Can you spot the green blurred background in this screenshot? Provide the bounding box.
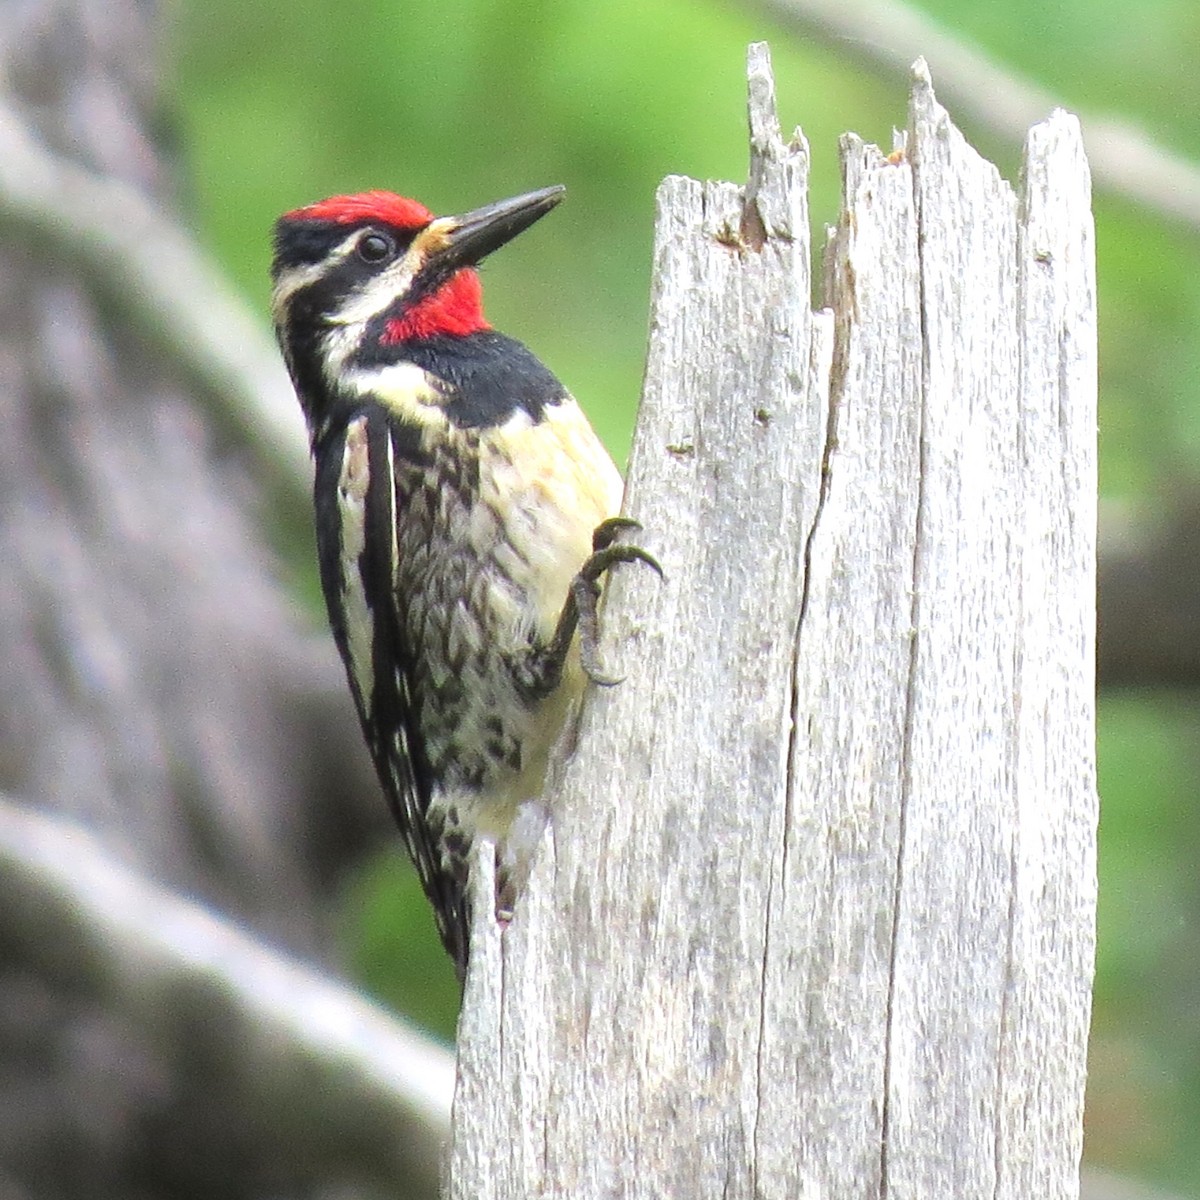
[173,0,1200,1192]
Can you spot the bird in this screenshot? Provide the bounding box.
[270,185,657,978]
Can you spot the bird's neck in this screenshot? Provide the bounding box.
[381,270,490,343]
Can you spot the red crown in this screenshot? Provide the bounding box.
[283,190,433,228]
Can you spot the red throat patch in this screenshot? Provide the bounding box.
[382,270,490,342]
[284,190,433,229]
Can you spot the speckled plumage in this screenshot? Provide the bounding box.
[271,188,625,976]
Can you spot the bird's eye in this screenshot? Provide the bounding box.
[357,232,395,263]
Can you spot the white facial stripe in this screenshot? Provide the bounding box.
[327,245,423,327]
[321,218,450,329]
[313,241,427,384]
[320,323,366,383]
[283,221,445,392]
[270,229,361,321]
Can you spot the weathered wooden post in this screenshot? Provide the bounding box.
[451,42,1097,1199]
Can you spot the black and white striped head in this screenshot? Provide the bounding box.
[270,186,564,429]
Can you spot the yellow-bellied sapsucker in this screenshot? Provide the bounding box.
[270,186,655,978]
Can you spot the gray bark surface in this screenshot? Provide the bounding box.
[0,4,389,1196]
[450,46,1097,1200]
[0,796,452,1199]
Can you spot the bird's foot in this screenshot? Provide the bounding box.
[574,518,662,685]
[519,517,662,699]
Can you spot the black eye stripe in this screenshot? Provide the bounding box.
[273,218,420,275]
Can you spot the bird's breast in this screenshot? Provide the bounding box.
[395,395,622,650]
[390,395,622,801]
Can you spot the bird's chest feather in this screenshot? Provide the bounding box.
[317,387,623,803]
[392,401,622,663]
[391,402,622,799]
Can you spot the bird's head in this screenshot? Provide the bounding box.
[270,186,564,426]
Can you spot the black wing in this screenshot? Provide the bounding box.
[313,412,470,976]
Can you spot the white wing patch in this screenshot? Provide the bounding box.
[337,416,375,712]
[341,361,452,432]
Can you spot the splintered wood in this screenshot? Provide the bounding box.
[451,42,1096,1200]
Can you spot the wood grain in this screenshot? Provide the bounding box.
[450,45,1097,1200]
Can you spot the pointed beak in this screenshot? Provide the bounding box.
[420,185,565,274]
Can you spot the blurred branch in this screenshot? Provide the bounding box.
[0,101,309,491]
[0,792,1182,1200]
[1081,1168,1193,1200]
[1098,494,1200,688]
[747,0,1200,232]
[0,793,452,1199]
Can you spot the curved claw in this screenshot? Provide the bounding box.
[580,662,625,687]
[625,544,664,581]
[592,515,643,551]
[518,518,662,701]
[574,532,662,686]
[578,542,664,586]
